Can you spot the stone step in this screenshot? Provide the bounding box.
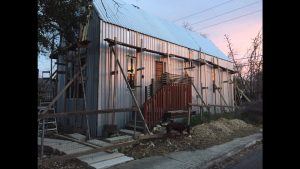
[104,135,133,144]
[78,152,124,165]
[126,124,144,131]
[87,139,112,147]
[119,129,142,137]
[67,133,86,142]
[64,146,93,155]
[90,156,134,169]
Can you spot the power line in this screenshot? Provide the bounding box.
[173,0,235,22]
[196,9,262,31]
[190,1,259,26]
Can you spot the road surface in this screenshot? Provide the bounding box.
[224,144,262,169]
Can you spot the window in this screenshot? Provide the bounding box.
[127,55,136,89]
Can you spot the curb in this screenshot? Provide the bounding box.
[201,136,262,169]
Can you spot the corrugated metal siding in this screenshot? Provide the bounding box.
[65,98,85,128]
[94,20,234,136]
[93,0,229,61]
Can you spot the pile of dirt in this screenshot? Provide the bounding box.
[121,118,260,159]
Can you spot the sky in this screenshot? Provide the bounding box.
[38,0,262,77]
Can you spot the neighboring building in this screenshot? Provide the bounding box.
[54,0,235,137]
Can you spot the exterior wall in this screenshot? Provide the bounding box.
[95,20,235,136]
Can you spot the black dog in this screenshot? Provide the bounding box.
[166,120,190,135]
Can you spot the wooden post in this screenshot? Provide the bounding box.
[140,39,143,106]
[188,105,191,126]
[202,50,209,113]
[167,43,169,72]
[108,45,113,123]
[115,58,151,134]
[78,53,90,140]
[198,48,202,115]
[40,119,45,161]
[112,37,118,124]
[213,58,217,114]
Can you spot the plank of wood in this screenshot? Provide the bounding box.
[38,108,137,119]
[54,134,101,149]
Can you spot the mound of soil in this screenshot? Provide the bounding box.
[121,118,260,159]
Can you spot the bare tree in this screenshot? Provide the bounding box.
[182,21,194,31]
[225,32,262,105]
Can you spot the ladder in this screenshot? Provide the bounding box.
[38,105,58,136]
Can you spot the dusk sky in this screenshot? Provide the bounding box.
[38,0,262,77]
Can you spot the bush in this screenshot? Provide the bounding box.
[182,111,237,126]
[236,100,263,125]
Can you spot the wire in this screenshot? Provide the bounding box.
[173,0,235,22]
[196,9,262,30]
[190,1,259,26]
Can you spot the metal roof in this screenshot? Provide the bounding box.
[93,0,229,61]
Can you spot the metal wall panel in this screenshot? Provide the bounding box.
[94,20,234,135]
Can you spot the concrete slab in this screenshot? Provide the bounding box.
[109,156,193,169]
[78,152,108,161]
[49,142,88,152]
[108,133,262,169]
[90,156,134,169]
[87,139,112,147]
[38,137,71,145]
[104,135,132,144]
[64,146,93,155]
[67,133,87,141]
[119,129,141,137]
[79,152,125,165]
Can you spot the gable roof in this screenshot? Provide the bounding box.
[93,0,229,61]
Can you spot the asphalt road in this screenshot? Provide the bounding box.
[224,144,262,169]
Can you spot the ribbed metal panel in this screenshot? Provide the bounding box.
[92,0,229,61]
[95,20,234,136]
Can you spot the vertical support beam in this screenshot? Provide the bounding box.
[213,58,217,114]
[217,59,223,112]
[115,58,151,134]
[188,105,191,126]
[40,119,45,161]
[112,37,118,124]
[139,39,143,106]
[108,44,113,123]
[50,58,53,98]
[167,43,170,72]
[198,48,202,114]
[78,53,90,140]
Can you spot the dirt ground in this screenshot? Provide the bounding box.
[38,118,260,169]
[119,118,260,159]
[38,159,94,169]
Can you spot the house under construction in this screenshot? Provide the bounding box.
[40,0,236,137]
